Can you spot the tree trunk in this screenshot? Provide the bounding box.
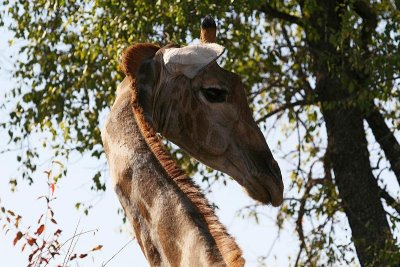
[301,1,396,264]
[259,0,398,264]
[322,104,393,266]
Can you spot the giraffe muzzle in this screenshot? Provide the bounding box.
[244,151,284,206]
[248,172,284,206]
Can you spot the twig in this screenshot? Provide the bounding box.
[281,25,314,95]
[62,219,80,267]
[379,187,400,214]
[256,100,308,123]
[101,239,134,267]
[42,229,98,267]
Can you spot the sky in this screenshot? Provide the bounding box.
[0,21,300,267]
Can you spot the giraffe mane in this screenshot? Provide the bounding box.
[124,43,244,267]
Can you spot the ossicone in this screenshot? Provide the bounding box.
[201,15,217,43]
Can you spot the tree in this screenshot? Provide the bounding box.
[1,0,399,266]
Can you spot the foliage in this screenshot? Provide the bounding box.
[0,161,102,266]
[1,0,400,265]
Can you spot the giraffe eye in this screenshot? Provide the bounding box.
[201,88,228,103]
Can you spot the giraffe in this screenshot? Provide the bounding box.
[101,16,283,267]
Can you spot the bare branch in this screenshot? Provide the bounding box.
[295,175,329,265]
[379,187,400,214]
[256,100,307,123]
[259,3,303,27]
[102,239,134,267]
[281,26,314,96]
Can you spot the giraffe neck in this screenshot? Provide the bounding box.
[102,78,244,267]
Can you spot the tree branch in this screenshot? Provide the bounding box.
[379,186,400,214]
[295,176,328,265]
[366,108,400,185]
[281,25,314,95]
[256,100,309,123]
[259,3,303,27]
[353,0,378,48]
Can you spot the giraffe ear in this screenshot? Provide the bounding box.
[121,43,160,77]
[163,43,225,79]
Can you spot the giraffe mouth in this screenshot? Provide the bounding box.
[222,148,284,206]
[240,150,284,206]
[245,173,284,207]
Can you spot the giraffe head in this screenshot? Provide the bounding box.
[121,21,283,207]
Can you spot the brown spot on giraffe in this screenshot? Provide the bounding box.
[131,217,145,253]
[137,200,151,223]
[116,167,132,198]
[143,235,162,266]
[157,217,182,266]
[136,173,156,207]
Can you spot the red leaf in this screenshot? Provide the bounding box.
[50,251,60,257]
[21,243,27,252]
[54,229,62,236]
[51,218,57,224]
[29,248,39,262]
[69,254,77,260]
[15,215,22,228]
[35,224,45,236]
[91,245,103,251]
[13,231,23,246]
[7,210,15,216]
[40,240,46,249]
[50,183,55,195]
[27,238,36,246]
[79,253,88,258]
